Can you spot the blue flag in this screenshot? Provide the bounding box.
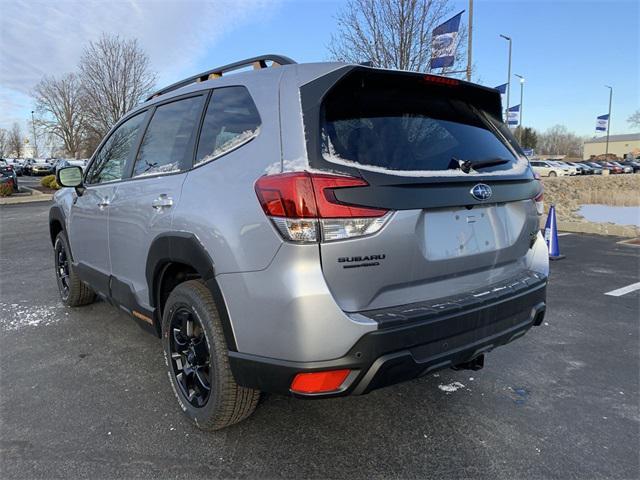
[430,11,464,69]
[595,114,609,132]
[507,104,520,126]
[494,83,508,94]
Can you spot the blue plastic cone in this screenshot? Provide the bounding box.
[544,204,565,260]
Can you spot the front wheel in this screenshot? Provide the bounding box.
[162,280,260,430]
[54,232,96,306]
[548,171,557,177]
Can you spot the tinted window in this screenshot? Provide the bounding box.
[195,87,261,165]
[133,96,205,178]
[320,72,519,174]
[86,113,146,184]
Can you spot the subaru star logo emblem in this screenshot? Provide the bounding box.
[470,183,492,201]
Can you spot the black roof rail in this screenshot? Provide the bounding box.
[146,54,296,101]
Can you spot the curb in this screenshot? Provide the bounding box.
[0,186,53,205]
[539,217,640,238]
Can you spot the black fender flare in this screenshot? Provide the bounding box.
[146,232,237,350]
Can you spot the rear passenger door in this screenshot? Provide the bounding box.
[107,94,207,311]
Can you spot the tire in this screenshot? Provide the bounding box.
[548,171,557,177]
[54,232,96,307]
[162,280,260,430]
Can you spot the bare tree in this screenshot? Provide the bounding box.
[0,128,7,157]
[627,109,640,129]
[8,122,23,158]
[79,34,156,145]
[33,73,86,158]
[328,0,467,73]
[537,125,583,157]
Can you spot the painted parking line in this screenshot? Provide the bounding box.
[557,233,572,237]
[605,282,640,297]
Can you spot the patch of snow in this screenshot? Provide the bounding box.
[196,128,259,167]
[0,302,66,331]
[438,381,466,393]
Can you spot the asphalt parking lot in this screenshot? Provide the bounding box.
[1,202,638,479]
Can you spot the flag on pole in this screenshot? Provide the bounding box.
[595,114,609,132]
[494,83,508,94]
[430,11,464,69]
[507,105,520,126]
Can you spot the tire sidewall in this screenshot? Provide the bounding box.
[161,285,224,428]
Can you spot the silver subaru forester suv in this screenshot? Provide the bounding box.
[51,55,549,430]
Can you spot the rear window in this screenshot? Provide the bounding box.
[320,72,524,175]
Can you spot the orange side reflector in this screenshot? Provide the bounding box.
[290,369,351,394]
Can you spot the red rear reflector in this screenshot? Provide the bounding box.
[423,74,459,86]
[290,369,351,394]
[255,172,387,218]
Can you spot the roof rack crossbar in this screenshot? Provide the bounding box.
[146,54,296,101]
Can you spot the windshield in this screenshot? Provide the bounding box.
[320,72,524,175]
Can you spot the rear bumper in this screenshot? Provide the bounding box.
[229,271,547,397]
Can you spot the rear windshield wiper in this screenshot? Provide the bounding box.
[449,157,511,174]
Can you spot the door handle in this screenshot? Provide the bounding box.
[152,195,173,210]
[97,199,110,209]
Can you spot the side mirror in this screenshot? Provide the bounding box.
[57,166,85,195]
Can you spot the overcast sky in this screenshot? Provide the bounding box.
[1,0,638,141]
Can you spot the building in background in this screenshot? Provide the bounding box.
[583,133,640,159]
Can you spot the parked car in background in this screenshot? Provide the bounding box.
[610,161,633,174]
[22,159,37,175]
[599,161,623,174]
[549,161,578,175]
[564,161,591,174]
[31,161,55,176]
[0,160,19,192]
[620,160,640,173]
[583,162,603,174]
[530,160,567,177]
[50,55,549,430]
[3,158,24,176]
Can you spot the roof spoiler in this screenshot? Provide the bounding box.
[146,54,297,102]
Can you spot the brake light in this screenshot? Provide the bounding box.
[255,172,391,243]
[290,369,351,394]
[423,74,459,86]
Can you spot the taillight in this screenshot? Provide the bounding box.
[255,172,391,243]
[533,172,544,215]
[290,369,351,394]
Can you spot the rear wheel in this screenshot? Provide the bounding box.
[54,232,96,306]
[162,280,260,430]
[548,171,557,177]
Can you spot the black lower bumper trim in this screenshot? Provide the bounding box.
[228,277,547,398]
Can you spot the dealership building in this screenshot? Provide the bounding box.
[583,133,640,159]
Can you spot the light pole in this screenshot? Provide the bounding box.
[30,110,38,158]
[514,74,525,142]
[604,85,613,157]
[499,34,512,122]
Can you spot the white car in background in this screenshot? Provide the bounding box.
[548,161,577,175]
[529,160,568,177]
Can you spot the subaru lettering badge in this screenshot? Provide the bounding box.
[470,183,492,201]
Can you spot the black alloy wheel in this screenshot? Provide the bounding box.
[168,307,212,408]
[54,239,71,301]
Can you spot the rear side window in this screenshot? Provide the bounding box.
[320,72,521,175]
[132,95,205,178]
[86,113,146,184]
[195,86,261,166]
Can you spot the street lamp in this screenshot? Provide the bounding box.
[30,110,38,158]
[499,34,512,123]
[514,74,525,141]
[604,85,613,156]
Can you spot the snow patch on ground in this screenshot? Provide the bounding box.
[438,381,466,393]
[0,302,66,331]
